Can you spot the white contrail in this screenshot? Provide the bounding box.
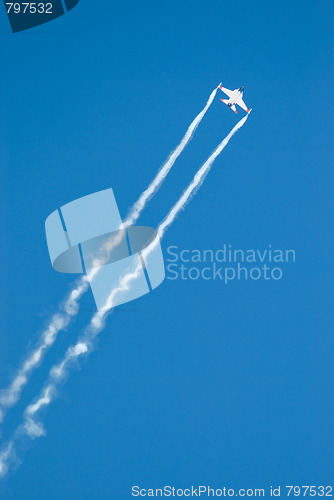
[126,86,219,226]
[0,88,217,423]
[0,442,13,477]
[0,112,249,475]
[157,112,250,239]
[0,279,88,424]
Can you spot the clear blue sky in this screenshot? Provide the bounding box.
[0,1,333,498]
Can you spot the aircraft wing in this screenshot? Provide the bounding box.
[219,85,234,98]
[237,97,250,113]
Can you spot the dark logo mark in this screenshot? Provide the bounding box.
[3,0,80,33]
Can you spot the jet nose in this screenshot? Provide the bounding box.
[239,86,245,92]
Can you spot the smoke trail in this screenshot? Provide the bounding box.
[157,112,250,238]
[126,86,219,226]
[0,112,249,475]
[0,278,89,424]
[0,88,217,422]
[0,442,14,477]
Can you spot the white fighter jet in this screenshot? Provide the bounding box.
[218,84,250,114]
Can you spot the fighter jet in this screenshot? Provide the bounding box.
[218,84,250,114]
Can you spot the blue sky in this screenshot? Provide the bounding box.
[0,0,333,498]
